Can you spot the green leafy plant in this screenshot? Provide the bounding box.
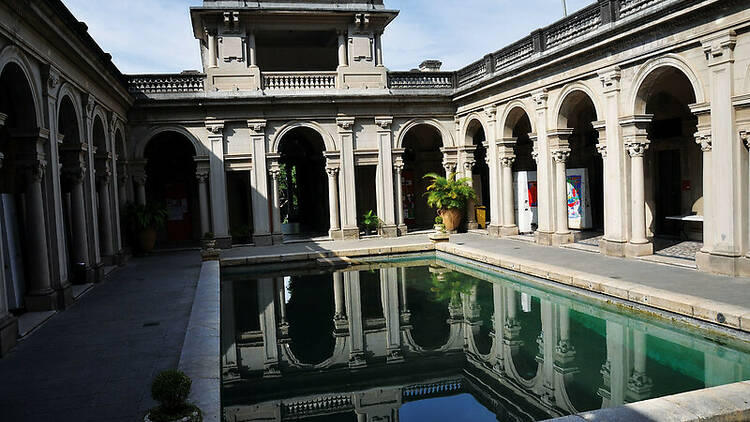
[202,232,215,240]
[361,210,381,232]
[148,370,201,421]
[434,216,443,225]
[124,202,167,231]
[430,271,477,303]
[423,172,477,211]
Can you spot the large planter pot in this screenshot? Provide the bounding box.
[137,228,157,253]
[440,208,462,232]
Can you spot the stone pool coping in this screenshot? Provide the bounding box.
[544,380,750,421]
[179,260,220,422]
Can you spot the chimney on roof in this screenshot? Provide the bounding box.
[419,60,442,72]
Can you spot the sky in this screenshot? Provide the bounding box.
[62,0,595,74]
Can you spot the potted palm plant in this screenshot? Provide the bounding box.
[423,172,477,232]
[125,202,167,254]
[361,210,381,236]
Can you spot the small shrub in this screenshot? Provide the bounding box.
[151,370,191,413]
[435,216,443,225]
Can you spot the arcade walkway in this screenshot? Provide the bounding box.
[0,251,201,422]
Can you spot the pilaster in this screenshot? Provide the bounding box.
[336,117,359,240]
[206,120,231,248]
[375,117,397,237]
[246,119,272,246]
[531,89,555,245]
[621,115,654,257]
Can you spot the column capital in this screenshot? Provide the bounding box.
[625,138,650,157]
[694,130,712,152]
[133,174,147,186]
[550,147,570,163]
[96,168,112,186]
[531,148,539,163]
[597,66,621,93]
[206,120,225,135]
[22,159,47,183]
[247,119,267,134]
[532,89,548,110]
[336,117,355,131]
[499,155,516,168]
[375,116,393,130]
[740,129,750,149]
[463,159,475,172]
[701,30,736,66]
[326,166,340,177]
[0,112,7,128]
[42,64,62,97]
[196,169,210,183]
[484,105,497,121]
[442,161,456,175]
[596,143,608,158]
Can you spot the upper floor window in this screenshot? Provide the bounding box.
[256,30,338,72]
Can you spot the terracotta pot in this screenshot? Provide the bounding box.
[440,208,462,232]
[137,228,157,253]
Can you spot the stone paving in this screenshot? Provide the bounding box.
[0,251,201,422]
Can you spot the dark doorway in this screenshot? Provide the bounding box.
[655,150,681,237]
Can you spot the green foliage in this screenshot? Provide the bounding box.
[434,216,443,225]
[361,210,381,231]
[430,271,477,303]
[125,202,167,231]
[202,232,215,240]
[151,370,192,413]
[423,172,477,211]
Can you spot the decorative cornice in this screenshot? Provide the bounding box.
[551,148,570,163]
[532,89,548,110]
[336,117,355,131]
[625,138,650,157]
[741,130,750,150]
[598,67,621,93]
[694,130,711,152]
[206,120,225,135]
[247,119,267,134]
[701,30,737,66]
[596,143,607,158]
[375,116,393,130]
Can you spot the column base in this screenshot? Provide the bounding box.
[397,225,408,236]
[92,262,105,282]
[467,222,479,230]
[115,249,130,266]
[216,236,232,249]
[101,254,116,266]
[272,233,284,245]
[488,225,502,237]
[552,232,575,246]
[55,283,73,309]
[253,233,273,247]
[329,228,343,240]
[0,315,18,357]
[380,225,398,238]
[340,227,360,240]
[500,226,519,236]
[696,250,748,277]
[625,241,653,257]
[600,238,627,257]
[535,230,555,246]
[25,288,60,311]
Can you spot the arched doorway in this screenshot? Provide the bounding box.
[0,61,58,311]
[143,131,200,247]
[401,124,444,231]
[57,95,92,283]
[504,107,537,235]
[465,120,490,230]
[637,67,701,258]
[556,90,603,239]
[276,127,329,238]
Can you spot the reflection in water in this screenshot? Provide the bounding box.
[220,259,750,422]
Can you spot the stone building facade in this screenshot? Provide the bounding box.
[1,0,750,356]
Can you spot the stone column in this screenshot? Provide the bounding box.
[257,279,280,376]
[555,305,575,364]
[96,168,115,262]
[117,168,128,207]
[484,107,503,237]
[326,165,341,238]
[627,330,652,402]
[531,90,556,245]
[268,164,283,244]
[464,158,477,229]
[207,30,218,68]
[337,31,348,67]
[375,117,397,236]
[61,144,92,282]
[336,118,359,239]
[0,120,19,356]
[598,68,629,257]
[549,131,573,245]
[698,31,743,275]
[499,150,518,235]
[196,168,211,236]
[22,160,56,310]
[207,121,230,247]
[694,128,713,257]
[247,31,257,67]
[374,31,384,67]
[393,156,406,235]
[622,115,654,257]
[247,120,272,246]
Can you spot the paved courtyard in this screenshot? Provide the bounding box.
[0,251,201,422]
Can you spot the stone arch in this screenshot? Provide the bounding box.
[500,100,536,138]
[461,113,488,146]
[554,82,603,129]
[111,117,127,160]
[0,45,43,128]
[56,84,85,143]
[270,120,337,154]
[630,54,706,115]
[395,118,454,149]
[90,105,110,153]
[135,125,204,160]
[57,91,83,145]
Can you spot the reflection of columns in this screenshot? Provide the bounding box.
[269,164,282,241]
[393,157,406,234]
[491,284,505,372]
[540,299,557,406]
[600,321,627,407]
[22,160,55,310]
[221,280,239,380]
[326,166,341,237]
[380,268,403,362]
[627,330,652,401]
[96,169,115,260]
[343,271,366,368]
[503,288,520,339]
[333,272,347,333]
[276,278,289,339]
[551,144,571,238]
[500,152,517,234]
[196,168,211,236]
[555,305,575,364]
[621,116,653,257]
[257,279,280,377]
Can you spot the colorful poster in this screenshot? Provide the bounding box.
[567,175,582,220]
[527,181,538,207]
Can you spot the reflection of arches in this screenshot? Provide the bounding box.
[630,55,705,115]
[464,118,491,224]
[396,118,455,149]
[286,274,336,365]
[401,123,444,229]
[270,121,337,153]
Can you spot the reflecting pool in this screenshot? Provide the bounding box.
[220,256,750,421]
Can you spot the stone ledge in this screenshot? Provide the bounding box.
[542,380,750,421]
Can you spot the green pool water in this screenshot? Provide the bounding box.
[220,255,750,422]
